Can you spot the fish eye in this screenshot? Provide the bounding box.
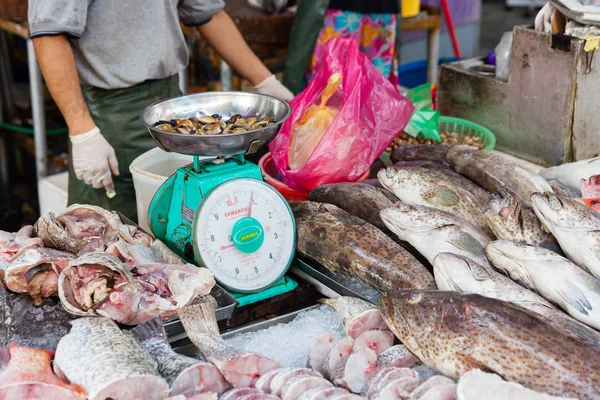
[397,203,411,212]
[406,291,423,305]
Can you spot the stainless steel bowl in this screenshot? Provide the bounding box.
[140,92,292,156]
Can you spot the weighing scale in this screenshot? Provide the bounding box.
[141,92,297,306]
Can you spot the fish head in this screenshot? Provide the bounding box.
[432,253,491,292]
[380,202,456,241]
[484,241,537,288]
[379,290,480,378]
[581,174,600,198]
[531,192,597,230]
[377,166,418,192]
[445,145,480,168]
[485,196,522,239]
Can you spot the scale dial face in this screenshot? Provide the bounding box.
[193,178,296,293]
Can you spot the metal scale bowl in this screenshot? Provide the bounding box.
[141,92,297,306]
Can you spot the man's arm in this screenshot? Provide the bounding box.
[32,35,95,136]
[197,10,271,86]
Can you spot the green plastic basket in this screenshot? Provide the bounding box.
[438,116,496,151]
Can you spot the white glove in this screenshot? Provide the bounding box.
[255,75,294,101]
[70,126,119,197]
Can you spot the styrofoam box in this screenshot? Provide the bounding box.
[38,172,68,216]
[130,147,193,233]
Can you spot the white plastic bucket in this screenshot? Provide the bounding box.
[130,147,193,233]
[38,172,68,216]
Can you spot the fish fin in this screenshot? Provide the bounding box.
[422,186,460,207]
[131,317,167,343]
[455,353,498,377]
[556,282,593,316]
[449,232,487,260]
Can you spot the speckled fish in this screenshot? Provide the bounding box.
[292,202,435,293]
[379,290,600,399]
[540,157,600,195]
[178,300,280,388]
[531,192,600,277]
[447,145,553,206]
[434,252,600,345]
[485,195,559,251]
[58,252,215,324]
[378,164,494,237]
[582,175,600,198]
[320,297,387,339]
[131,318,229,397]
[0,343,87,400]
[390,145,451,166]
[487,241,600,331]
[376,345,418,369]
[5,248,75,305]
[54,317,169,400]
[380,202,493,269]
[308,183,398,232]
[457,369,576,400]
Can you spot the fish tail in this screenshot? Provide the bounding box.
[131,317,167,343]
[319,298,337,307]
[177,299,221,340]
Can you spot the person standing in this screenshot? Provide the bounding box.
[29,0,293,222]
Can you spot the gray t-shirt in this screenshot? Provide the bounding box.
[28,0,224,90]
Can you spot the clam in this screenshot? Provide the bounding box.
[247,117,257,124]
[226,114,242,124]
[231,127,246,133]
[211,114,222,120]
[198,115,216,125]
[218,120,227,129]
[176,119,194,134]
[204,123,223,135]
[261,117,273,123]
[251,120,269,129]
[155,123,174,132]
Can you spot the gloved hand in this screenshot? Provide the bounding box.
[70,126,119,197]
[255,75,294,101]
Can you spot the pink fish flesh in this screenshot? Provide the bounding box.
[270,368,323,396]
[0,226,43,263]
[280,375,333,400]
[343,348,378,393]
[352,330,395,356]
[581,175,600,199]
[322,337,355,385]
[306,333,335,374]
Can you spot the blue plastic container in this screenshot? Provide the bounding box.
[399,57,459,88]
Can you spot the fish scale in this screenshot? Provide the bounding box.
[291,202,435,293]
[380,290,600,400]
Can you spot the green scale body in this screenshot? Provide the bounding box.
[148,155,297,306]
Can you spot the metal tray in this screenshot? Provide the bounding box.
[291,257,381,305]
[117,213,238,333]
[172,305,321,357]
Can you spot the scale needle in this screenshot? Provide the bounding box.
[248,191,254,217]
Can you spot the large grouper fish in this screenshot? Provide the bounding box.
[446,145,553,207]
[291,201,435,292]
[379,290,600,399]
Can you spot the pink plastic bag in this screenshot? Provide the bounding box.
[269,37,414,192]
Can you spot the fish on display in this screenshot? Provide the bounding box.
[410,375,457,400]
[457,369,575,400]
[177,300,280,388]
[54,317,169,400]
[292,202,435,293]
[320,296,387,339]
[380,202,493,269]
[433,252,600,345]
[58,252,215,325]
[531,192,600,277]
[485,195,559,251]
[379,290,600,399]
[390,144,451,166]
[306,333,335,374]
[4,248,75,305]
[308,182,398,233]
[0,343,87,399]
[378,164,494,237]
[581,175,600,199]
[486,241,600,331]
[0,225,43,264]
[540,157,600,195]
[321,336,354,386]
[365,367,419,399]
[131,318,229,397]
[446,145,553,206]
[375,345,418,369]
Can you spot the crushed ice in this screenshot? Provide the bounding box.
[224,305,346,368]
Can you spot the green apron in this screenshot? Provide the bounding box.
[282,0,403,95]
[68,74,181,223]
